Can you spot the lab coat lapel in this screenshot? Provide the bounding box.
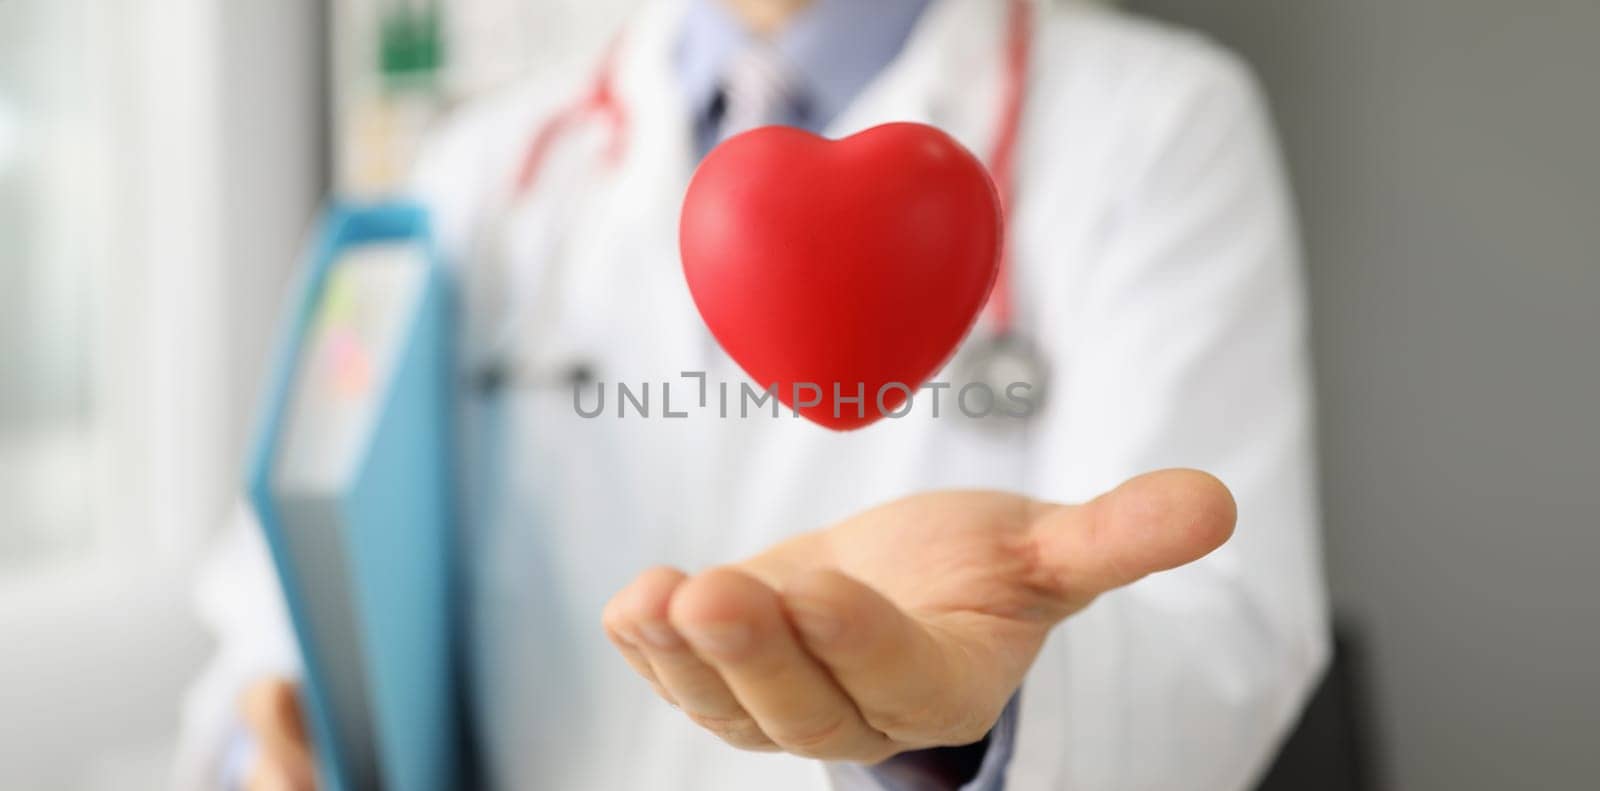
[587,2,749,572]
[608,0,715,376]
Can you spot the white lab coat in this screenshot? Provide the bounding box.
[176,1,1329,789]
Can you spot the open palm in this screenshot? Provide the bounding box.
[602,469,1235,763]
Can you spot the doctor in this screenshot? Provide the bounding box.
[178,0,1329,789]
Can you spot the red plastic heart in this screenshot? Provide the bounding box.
[679,122,1001,430]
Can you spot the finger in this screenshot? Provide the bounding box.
[602,566,685,702]
[670,567,898,762]
[239,678,313,790]
[644,638,777,751]
[782,568,1003,746]
[605,566,776,750]
[605,632,666,699]
[1028,468,1236,605]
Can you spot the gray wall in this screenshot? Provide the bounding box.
[1125,0,1600,788]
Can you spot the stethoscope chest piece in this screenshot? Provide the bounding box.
[953,330,1049,427]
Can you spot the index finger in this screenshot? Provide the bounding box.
[669,567,899,763]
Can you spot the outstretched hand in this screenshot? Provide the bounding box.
[602,468,1236,763]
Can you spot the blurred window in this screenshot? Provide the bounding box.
[0,1,115,573]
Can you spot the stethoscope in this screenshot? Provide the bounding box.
[478,0,1047,422]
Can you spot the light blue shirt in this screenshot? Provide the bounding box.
[676,0,932,157]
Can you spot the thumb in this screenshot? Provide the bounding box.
[1027,468,1236,607]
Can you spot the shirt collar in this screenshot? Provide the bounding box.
[675,0,931,134]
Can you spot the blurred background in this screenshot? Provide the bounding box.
[0,1,1594,788]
